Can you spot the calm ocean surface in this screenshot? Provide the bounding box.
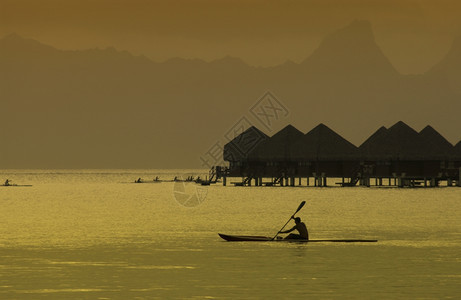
[1,169,460,299]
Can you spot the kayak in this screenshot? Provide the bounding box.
[132,181,163,183]
[1,184,32,187]
[218,233,377,243]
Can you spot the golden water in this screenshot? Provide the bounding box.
[1,170,460,299]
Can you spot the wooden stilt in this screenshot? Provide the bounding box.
[459,167,461,187]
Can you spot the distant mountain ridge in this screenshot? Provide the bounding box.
[300,20,399,78]
[426,35,461,93]
[1,20,460,168]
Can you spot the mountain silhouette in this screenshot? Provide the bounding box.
[427,35,461,94]
[301,20,399,79]
[1,22,460,168]
[0,33,59,57]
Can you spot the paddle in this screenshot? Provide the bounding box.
[271,201,306,240]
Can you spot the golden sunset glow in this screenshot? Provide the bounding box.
[1,2,461,299]
[1,0,461,72]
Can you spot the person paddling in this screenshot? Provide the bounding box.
[280,217,309,240]
[4,179,10,186]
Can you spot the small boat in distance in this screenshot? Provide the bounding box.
[131,175,203,184]
[218,233,377,243]
[2,179,32,187]
[134,177,163,183]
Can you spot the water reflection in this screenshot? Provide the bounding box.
[0,170,460,298]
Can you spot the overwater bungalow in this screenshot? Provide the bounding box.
[221,121,461,187]
[246,125,304,185]
[224,126,268,164]
[291,123,360,186]
[359,122,452,186]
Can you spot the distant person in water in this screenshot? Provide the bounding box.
[281,217,309,240]
[135,178,142,183]
[4,179,10,186]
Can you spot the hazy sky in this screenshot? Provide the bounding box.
[2,0,461,74]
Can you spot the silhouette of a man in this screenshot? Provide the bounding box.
[281,217,309,240]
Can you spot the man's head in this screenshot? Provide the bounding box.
[294,217,301,224]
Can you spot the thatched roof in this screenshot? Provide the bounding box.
[291,123,359,161]
[419,125,454,159]
[359,121,439,160]
[223,126,268,162]
[224,122,457,164]
[360,126,387,147]
[359,126,388,160]
[248,125,304,161]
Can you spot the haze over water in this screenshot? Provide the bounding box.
[1,169,460,299]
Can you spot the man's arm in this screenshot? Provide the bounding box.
[280,226,295,234]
